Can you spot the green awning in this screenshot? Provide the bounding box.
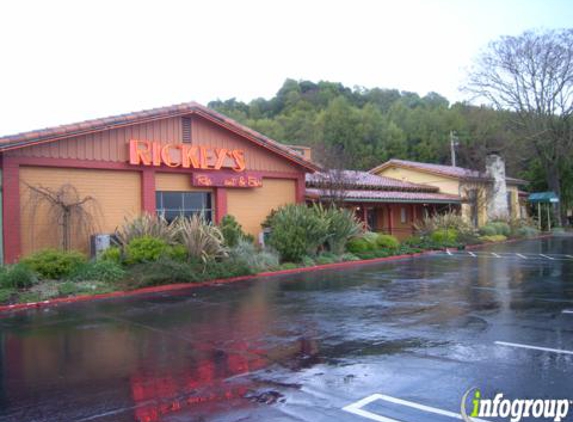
[528,192,559,203]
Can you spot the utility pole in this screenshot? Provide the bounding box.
[450,131,459,167]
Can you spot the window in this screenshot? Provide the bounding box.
[400,207,407,224]
[156,191,212,222]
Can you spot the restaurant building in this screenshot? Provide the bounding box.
[0,102,319,263]
[305,170,461,240]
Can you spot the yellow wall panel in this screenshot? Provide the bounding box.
[155,172,212,193]
[374,166,460,195]
[19,167,141,256]
[226,179,296,237]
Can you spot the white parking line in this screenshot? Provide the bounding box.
[563,310,573,314]
[491,252,501,258]
[495,341,573,355]
[516,253,527,259]
[468,251,476,257]
[567,255,573,259]
[446,249,453,255]
[539,254,555,260]
[342,393,491,422]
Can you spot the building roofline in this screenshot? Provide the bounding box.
[0,102,320,172]
[369,159,527,185]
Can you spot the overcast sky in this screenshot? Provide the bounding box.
[1,0,571,135]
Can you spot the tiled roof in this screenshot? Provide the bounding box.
[370,159,527,185]
[306,170,439,192]
[306,188,461,204]
[0,102,320,172]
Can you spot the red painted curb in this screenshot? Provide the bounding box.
[0,251,435,315]
[0,234,553,315]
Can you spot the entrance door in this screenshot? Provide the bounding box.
[367,208,377,231]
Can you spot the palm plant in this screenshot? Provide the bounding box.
[116,213,177,246]
[176,215,227,262]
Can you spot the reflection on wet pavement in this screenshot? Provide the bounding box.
[0,237,572,421]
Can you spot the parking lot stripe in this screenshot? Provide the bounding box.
[468,251,476,257]
[563,310,573,314]
[491,252,501,258]
[516,253,527,259]
[539,254,555,260]
[446,249,453,255]
[342,393,492,422]
[495,341,573,355]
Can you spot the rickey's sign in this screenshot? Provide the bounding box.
[129,140,246,172]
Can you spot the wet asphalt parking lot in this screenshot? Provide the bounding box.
[0,236,572,422]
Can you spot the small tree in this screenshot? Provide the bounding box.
[464,29,573,224]
[311,142,358,206]
[25,184,100,251]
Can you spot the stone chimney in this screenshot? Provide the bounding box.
[485,153,509,220]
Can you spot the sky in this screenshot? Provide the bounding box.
[0,0,572,135]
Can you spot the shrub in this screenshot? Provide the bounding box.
[516,226,539,238]
[480,222,511,237]
[376,234,400,249]
[58,280,116,296]
[168,244,188,261]
[362,231,380,245]
[267,204,329,262]
[315,253,338,265]
[219,215,248,247]
[177,215,227,262]
[0,264,38,289]
[302,256,316,267]
[403,236,426,248]
[479,235,507,243]
[69,260,126,283]
[490,222,511,236]
[313,204,363,255]
[0,288,16,303]
[346,238,373,254]
[479,224,497,236]
[116,214,177,246]
[99,246,122,264]
[341,253,361,261]
[228,239,280,272]
[18,291,42,304]
[415,211,475,238]
[126,258,201,288]
[204,259,255,280]
[125,236,169,264]
[22,249,86,279]
[58,281,77,296]
[278,262,299,271]
[430,229,458,244]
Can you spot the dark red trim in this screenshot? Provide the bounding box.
[141,168,156,213]
[387,204,394,235]
[3,160,21,263]
[0,250,436,315]
[215,188,227,223]
[9,156,303,181]
[295,174,306,203]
